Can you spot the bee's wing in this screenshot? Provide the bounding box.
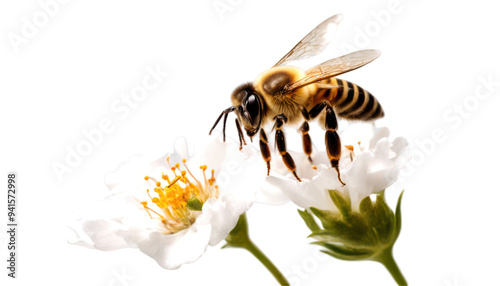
[281,49,381,94]
[273,14,343,67]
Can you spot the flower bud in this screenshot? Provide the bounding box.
[299,190,403,261]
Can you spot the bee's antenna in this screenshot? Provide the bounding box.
[209,106,236,142]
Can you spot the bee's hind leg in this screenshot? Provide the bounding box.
[309,101,345,186]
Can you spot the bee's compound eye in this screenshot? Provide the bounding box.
[245,93,261,126]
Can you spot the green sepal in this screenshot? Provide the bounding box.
[375,192,391,222]
[298,209,320,232]
[311,241,373,260]
[373,192,396,243]
[377,189,386,199]
[308,229,338,242]
[187,196,203,211]
[359,195,374,214]
[310,208,373,247]
[309,207,340,230]
[328,189,351,217]
[321,250,359,261]
[393,191,404,241]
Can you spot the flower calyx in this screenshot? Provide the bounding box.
[299,190,404,262]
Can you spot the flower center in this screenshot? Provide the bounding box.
[141,157,219,233]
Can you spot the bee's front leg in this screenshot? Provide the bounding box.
[235,118,247,150]
[259,129,271,176]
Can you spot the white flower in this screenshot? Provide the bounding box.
[264,126,410,211]
[70,133,262,269]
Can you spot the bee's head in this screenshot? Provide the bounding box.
[209,83,264,141]
[230,83,264,137]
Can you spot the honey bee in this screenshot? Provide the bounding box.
[209,14,384,183]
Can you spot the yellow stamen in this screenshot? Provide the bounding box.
[146,176,157,184]
[208,169,216,185]
[141,160,220,234]
[167,176,181,188]
[162,172,170,182]
[141,201,153,219]
[183,160,203,191]
[346,144,355,162]
[201,166,208,185]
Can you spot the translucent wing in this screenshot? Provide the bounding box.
[273,14,343,67]
[281,49,381,94]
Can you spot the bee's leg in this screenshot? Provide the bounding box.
[325,106,345,186]
[209,106,236,142]
[259,129,271,176]
[235,118,247,150]
[275,114,301,182]
[309,101,345,186]
[222,112,230,142]
[299,106,313,163]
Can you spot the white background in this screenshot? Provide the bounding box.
[1,0,499,285]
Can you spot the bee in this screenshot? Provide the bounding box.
[209,14,384,183]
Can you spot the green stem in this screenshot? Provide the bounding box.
[225,214,289,285]
[243,239,289,285]
[373,248,407,286]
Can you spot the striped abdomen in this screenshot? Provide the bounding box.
[311,78,384,120]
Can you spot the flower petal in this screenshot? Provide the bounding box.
[79,218,131,250]
[255,181,291,205]
[104,155,151,194]
[196,198,243,246]
[136,223,212,270]
[265,172,337,210]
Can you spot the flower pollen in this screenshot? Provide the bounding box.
[141,158,219,234]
